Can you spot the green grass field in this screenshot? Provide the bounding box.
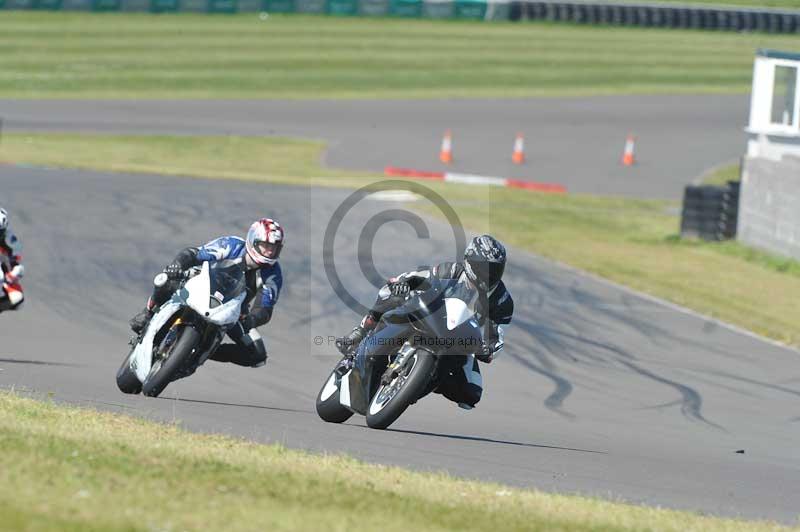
[1,12,800,99]
[0,391,788,532]
[3,132,800,345]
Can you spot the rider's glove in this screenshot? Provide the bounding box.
[240,314,256,332]
[164,263,183,281]
[390,280,411,297]
[476,342,496,364]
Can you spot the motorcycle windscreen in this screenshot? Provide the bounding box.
[208,259,246,303]
[442,278,479,330]
[183,261,246,325]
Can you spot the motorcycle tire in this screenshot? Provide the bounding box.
[116,349,143,395]
[366,350,436,430]
[142,326,200,398]
[315,365,354,423]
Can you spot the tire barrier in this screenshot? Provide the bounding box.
[680,181,740,241]
[509,1,800,33]
[5,0,798,28]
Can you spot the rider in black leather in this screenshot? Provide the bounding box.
[336,235,513,409]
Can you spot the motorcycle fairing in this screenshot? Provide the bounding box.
[445,297,474,330]
[338,322,409,415]
[130,300,183,382]
[181,262,246,326]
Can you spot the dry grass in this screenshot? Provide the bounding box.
[0,391,789,532]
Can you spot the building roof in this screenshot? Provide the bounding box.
[757,49,800,62]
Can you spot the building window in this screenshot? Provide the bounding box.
[771,65,797,127]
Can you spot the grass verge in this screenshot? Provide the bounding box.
[698,161,741,186]
[2,12,800,99]
[2,132,800,345]
[0,391,789,531]
[0,133,379,188]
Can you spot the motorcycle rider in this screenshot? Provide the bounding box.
[0,208,25,312]
[130,218,284,368]
[336,234,513,410]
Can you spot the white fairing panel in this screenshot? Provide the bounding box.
[339,369,353,408]
[320,372,339,402]
[129,300,182,382]
[204,293,246,326]
[445,298,473,330]
[183,262,245,326]
[184,262,211,315]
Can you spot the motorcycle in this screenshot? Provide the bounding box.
[316,277,485,430]
[116,259,247,397]
[0,238,23,314]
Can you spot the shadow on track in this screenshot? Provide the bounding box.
[377,427,606,454]
[0,357,83,367]
[155,396,314,416]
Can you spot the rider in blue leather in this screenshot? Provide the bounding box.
[130,218,284,368]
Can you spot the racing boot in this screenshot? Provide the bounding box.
[129,299,156,334]
[335,315,377,357]
[336,326,366,357]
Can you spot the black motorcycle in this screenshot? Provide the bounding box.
[316,277,484,429]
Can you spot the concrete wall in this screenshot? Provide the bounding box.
[738,156,800,260]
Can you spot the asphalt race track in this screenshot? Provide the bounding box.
[0,95,747,199]
[1,164,799,523]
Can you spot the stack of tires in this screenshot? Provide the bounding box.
[508,2,800,33]
[680,182,740,241]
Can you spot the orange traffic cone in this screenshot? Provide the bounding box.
[439,130,453,164]
[512,133,525,165]
[622,134,636,166]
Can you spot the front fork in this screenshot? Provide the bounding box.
[380,342,416,385]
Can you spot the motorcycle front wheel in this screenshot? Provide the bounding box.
[365,350,436,430]
[142,325,200,398]
[116,348,142,395]
[315,364,354,423]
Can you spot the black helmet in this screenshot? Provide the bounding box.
[464,235,506,291]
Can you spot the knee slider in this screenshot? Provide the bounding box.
[8,290,23,306]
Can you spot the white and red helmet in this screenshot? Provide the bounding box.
[245,218,284,265]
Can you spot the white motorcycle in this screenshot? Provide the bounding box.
[116,259,247,397]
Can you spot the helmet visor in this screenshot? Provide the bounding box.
[465,258,504,291]
[255,240,282,260]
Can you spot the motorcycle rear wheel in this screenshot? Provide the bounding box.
[366,350,436,430]
[142,326,200,398]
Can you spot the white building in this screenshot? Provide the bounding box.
[739,49,800,260]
